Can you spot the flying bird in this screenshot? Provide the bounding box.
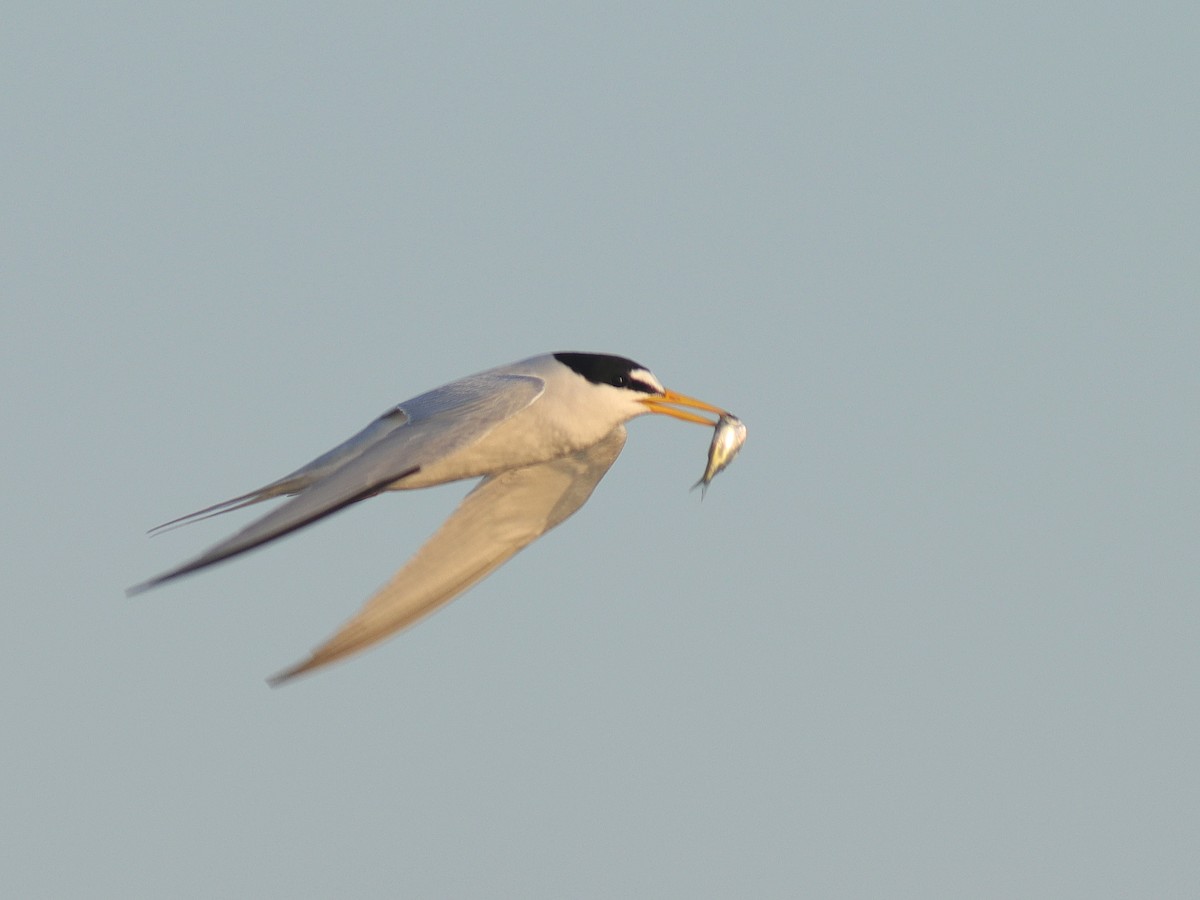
[129,352,730,684]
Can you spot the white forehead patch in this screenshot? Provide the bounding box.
[631,368,665,394]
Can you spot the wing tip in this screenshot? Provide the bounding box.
[126,572,176,596]
[125,555,213,598]
[266,656,321,688]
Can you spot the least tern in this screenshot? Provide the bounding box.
[130,352,730,684]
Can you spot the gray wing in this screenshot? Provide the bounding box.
[146,408,413,534]
[128,373,545,595]
[268,425,628,685]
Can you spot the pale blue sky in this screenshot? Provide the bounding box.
[3,4,1197,898]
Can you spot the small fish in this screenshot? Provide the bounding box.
[693,413,747,497]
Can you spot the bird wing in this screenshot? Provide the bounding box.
[268,425,628,684]
[128,373,545,594]
[146,407,413,534]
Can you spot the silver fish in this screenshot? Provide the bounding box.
[693,413,747,497]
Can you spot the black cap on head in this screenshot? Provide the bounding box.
[553,352,659,394]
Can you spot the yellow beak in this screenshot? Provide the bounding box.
[638,388,727,426]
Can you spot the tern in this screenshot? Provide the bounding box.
[129,352,730,684]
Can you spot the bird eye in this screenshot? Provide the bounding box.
[612,374,628,387]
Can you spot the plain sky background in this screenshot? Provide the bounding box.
[3,4,1197,898]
